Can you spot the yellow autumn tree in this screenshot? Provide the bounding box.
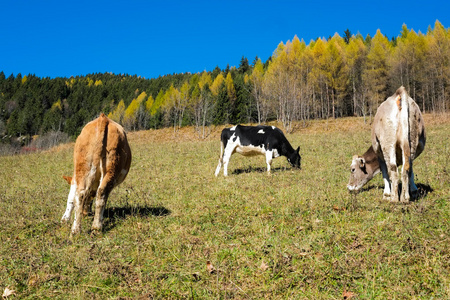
[198,71,212,90]
[346,35,367,117]
[145,95,154,113]
[86,77,94,87]
[264,36,305,131]
[391,25,427,104]
[264,42,287,125]
[362,29,392,114]
[177,81,190,128]
[150,89,165,116]
[160,81,191,130]
[249,58,265,123]
[324,33,348,118]
[123,91,147,130]
[309,37,328,118]
[423,20,450,112]
[139,94,155,129]
[162,84,179,129]
[210,73,225,97]
[193,72,213,138]
[225,72,236,103]
[108,100,126,124]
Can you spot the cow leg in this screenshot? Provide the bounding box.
[71,190,88,235]
[223,155,230,177]
[215,157,223,177]
[61,183,76,222]
[379,159,391,198]
[383,149,399,202]
[409,164,419,199]
[387,160,399,202]
[400,145,412,203]
[215,142,224,177]
[222,146,235,177]
[83,191,96,216]
[71,178,95,235]
[83,186,97,216]
[265,150,273,174]
[91,176,114,232]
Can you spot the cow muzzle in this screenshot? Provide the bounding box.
[347,184,360,193]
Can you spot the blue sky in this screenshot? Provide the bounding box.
[1,0,448,79]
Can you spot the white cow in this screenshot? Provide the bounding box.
[348,86,426,202]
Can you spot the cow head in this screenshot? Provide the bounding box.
[347,155,372,192]
[287,146,301,169]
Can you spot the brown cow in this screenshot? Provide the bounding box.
[61,113,132,234]
[348,86,426,202]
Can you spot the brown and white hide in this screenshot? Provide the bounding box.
[61,113,132,234]
[348,86,425,202]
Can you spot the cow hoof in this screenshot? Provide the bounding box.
[400,196,410,203]
[61,216,69,223]
[91,224,103,233]
[90,229,101,237]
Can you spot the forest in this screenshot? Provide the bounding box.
[0,21,449,152]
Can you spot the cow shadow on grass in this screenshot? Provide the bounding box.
[362,182,433,201]
[414,183,434,199]
[232,166,294,175]
[102,205,171,232]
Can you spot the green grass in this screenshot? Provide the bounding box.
[1,115,449,299]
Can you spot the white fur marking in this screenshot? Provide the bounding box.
[61,183,76,221]
[235,144,266,156]
[257,129,265,134]
[89,165,97,177]
[272,148,280,158]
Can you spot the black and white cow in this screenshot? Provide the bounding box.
[214,125,301,176]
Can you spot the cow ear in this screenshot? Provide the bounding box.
[296,146,300,153]
[62,175,72,185]
[358,158,365,168]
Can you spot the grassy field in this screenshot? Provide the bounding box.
[0,114,449,299]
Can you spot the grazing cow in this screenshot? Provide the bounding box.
[347,86,426,202]
[61,113,132,234]
[215,125,301,176]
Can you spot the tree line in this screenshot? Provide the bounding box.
[0,20,449,147]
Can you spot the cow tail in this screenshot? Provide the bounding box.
[96,113,110,174]
[397,86,411,171]
[219,140,224,162]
